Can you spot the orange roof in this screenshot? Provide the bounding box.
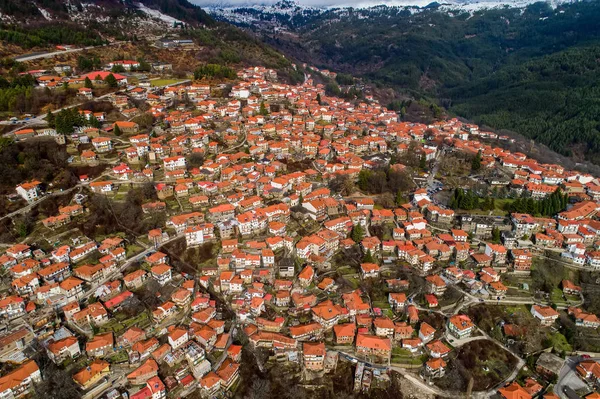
[73,360,109,386]
[356,334,391,351]
[303,341,326,356]
[498,382,532,399]
[127,358,158,380]
[0,360,39,392]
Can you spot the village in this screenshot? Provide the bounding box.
[1,56,600,399]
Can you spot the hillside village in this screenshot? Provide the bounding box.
[2,57,600,399]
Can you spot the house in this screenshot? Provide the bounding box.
[298,266,315,287]
[498,382,532,399]
[426,340,451,358]
[570,307,600,328]
[531,305,559,326]
[199,371,222,396]
[123,269,147,289]
[0,360,41,399]
[46,336,81,363]
[355,334,391,361]
[130,376,166,399]
[311,300,343,329]
[91,137,113,153]
[168,327,189,350]
[447,314,475,339]
[151,264,172,285]
[333,323,356,345]
[388,292,406,312]
[86,333,114,357]
[73,359,110,390]
[360,263,380,278]
[419,322,436,343]
[535,352,565,378]
[16,181,41,203]
[127,359,159,385]
[303,342,326,371]
[425,275,446,296]
[425,357,447,378]
[562,280,582,295]
[373,317,395,338]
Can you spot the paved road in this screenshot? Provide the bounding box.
[0,186,79,221]
[0,171,111,222]
[81,232,185,301]
[13,41,128,62]
[1,91,117,130]
[555,356,593,398]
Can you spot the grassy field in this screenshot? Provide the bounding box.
[150,78,187,87]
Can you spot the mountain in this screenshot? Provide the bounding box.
[0,0,213,25]
[210,0,600,164]
[0,0,303,83]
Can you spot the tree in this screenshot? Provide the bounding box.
[395,190,405,206]
[111,64,125,73]
[88,115,101,129]
[84,76,93,89]
[316,93,322,105]
[113,123,122,136]
[328,175,355,196]
[45,111,55,128]
[351,225,364,243]
[491,226,501,243]
[363,249,375,263]
[187,152,205,168]
[104,73,118,88]
[419,155,427,170]
[34,362,81,399]
[471,150,482,171]
[259,101,269,116]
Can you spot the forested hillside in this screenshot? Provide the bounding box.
[0,0,303,83]
[450,45,600,163]
[249,1,600,163]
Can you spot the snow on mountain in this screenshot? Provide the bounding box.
[204,0,574,14]
[135,3,184,25]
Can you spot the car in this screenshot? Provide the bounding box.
[581,354,591,359]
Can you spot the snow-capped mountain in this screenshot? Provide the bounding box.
[204,0,577,29]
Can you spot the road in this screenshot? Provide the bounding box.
[1,91,117,130]
[13,41,128,62]
[81,232,185,301]
[0,171,112,222]
[554,356,594,398]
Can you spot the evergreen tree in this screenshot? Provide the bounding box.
[363,249,375,263]
[84,77,93,89]
[491,226,501,243]
[46,111,55,128]
[104,73,118,88]
[111,64,125,73]
[351,225,365,243]
[471,150,482,171]
[259,101,269,116]
[395,190,404,206]
[419,155,427,170]
[113,123,122,136]
[88,115,101,129]
[316,93,322,105]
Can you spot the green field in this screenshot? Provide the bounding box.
[150,78,187,87]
